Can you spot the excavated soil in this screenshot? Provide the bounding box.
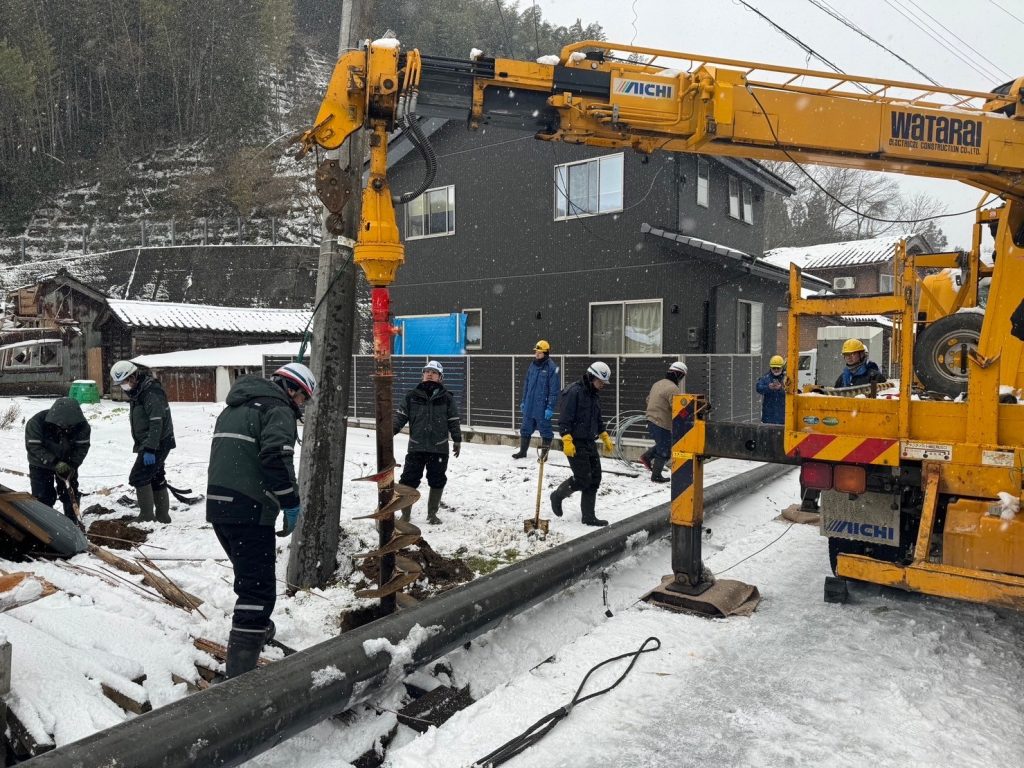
[87,519,149,550]
[356,539,473,600]
[81,503,117,516]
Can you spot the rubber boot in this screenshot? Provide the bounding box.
[154,485,172,523]
[134,484,155,522]
[511,436,531,459]
[549,479,573,518]
[225,627,267,679]
[397,484,417,521]
[651,457,670,484]
[426,487,444,525]
[539,439,552,460]
[580,491,608,527]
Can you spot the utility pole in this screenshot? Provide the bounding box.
[288,0,372,589]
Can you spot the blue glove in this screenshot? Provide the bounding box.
[142,451,157,466]
[282,505,301,535]
[519,402,526,415]
[544,407,553,421]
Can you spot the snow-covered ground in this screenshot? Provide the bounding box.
[1,396,1021,766]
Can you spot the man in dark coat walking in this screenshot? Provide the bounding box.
[206,361,316,678]
[512,340,560,460]
[25,397,91,524]
[110,361,176,524]
[550,361,614,526]
[394,360,462,525]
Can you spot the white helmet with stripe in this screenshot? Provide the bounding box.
[274,362,317,398]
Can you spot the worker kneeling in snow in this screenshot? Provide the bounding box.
[206,362,316,678]
[25,397,91,523]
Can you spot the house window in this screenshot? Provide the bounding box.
[589,299,663,354]
[1,342,62,371]
[728,176,741,219]
[696,158,709,208]
[554,153,624,219]
[879,271,894,294]
[742,183,754,223]
[406,185,455,238]
[737,300,763,354]
[464,308,482,350]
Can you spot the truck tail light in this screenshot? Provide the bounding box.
[800,462,833,490]
[834,464,866,494]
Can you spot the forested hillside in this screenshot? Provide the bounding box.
[0,0,603,245]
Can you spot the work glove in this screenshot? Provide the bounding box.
[561,434,576,458]
[54,461,72,479]
[519,402,526,415]
[452,442,461,458]
[599,431,614,455]
[143,451,157,466]
[281,505,301,535]
[543,407,553,421]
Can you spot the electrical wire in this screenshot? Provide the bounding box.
[899,0,1009,82]
[473,637,661,767]
[803,0,939,86]
[531,0,541,59]
[744,84,982,225]
[714,522,795,576]
[494,0,516,59]
[988,0,1024,28]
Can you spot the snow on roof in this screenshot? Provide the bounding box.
[762,234,921,272]
[106,299,312,334]
[132,341,303,369]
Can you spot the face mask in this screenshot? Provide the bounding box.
[120,382,133,392]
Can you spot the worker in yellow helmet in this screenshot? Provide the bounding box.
[756,354,788,424]
[835,339,885,388]
[512,339,561,460]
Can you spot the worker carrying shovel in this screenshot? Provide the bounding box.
[25,397,91,526]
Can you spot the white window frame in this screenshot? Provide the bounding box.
[554,153,624,220]
[696,158,709,208]
[737,299,763,354]
[879,271,894,294]
[0,341,62,371]
[588,298,664,355]
[464,308,482,351]
[742,182,754,224]
[405,185,455,239]
[728,176,741,219]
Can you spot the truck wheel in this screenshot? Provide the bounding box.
[913,311,984,398]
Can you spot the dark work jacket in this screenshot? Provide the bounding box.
[25,399,91,469]
[206,376,301,526]
[756,371,787,425]
[394,382,462,454]
[558,376,605,441]
[835,360,886,388]
[127,375,176,453]
[521,357,560,420]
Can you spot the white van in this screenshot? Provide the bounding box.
[797,349,816,389]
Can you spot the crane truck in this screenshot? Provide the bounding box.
[297,37,1024,613]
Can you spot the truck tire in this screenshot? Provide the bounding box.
[913,311,984,398]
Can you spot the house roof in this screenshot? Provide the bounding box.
[106,299,312,334]
[641,224,831,288]
[132,341,303,369]
[762,233,932,272]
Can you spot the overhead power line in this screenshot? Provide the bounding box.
[900,0,1009,81]
[988,0,1024,28]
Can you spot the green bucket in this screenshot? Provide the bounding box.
[68,380,100,404]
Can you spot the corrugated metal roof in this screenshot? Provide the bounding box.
[762,233,930,271]
[106,299,312,333]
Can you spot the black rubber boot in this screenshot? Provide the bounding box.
[134,484,155,522]
[511,436,531,459]
[549,479,573,518]
[225,627,267,679]
[426,487,444,525]
[540,439,552,460]
[651,458,670,484]
[580,492,608,527]
[154,485,172,523]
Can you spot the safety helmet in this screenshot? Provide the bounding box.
[841,339,867,355]
[587,361,612,383]
[668,361,688,376]
[274,362,317,398]
[534,340,551,353]
[110,360,139,384]
[769,355,785,368]
[423,360,444,377]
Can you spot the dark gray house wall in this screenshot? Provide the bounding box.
[387,122,789,357]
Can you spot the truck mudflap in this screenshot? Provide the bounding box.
[819,489,901,547]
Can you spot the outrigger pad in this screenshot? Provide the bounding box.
[642,574,761,617]
[779,504,820,526]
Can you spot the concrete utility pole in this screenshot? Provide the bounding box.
[288,0,372,589]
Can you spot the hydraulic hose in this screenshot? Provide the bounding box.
[391,115,438,205]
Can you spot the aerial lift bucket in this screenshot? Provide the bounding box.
[642,395,762,618]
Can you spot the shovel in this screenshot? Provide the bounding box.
[524,451,550,536]
[57,473,86,533]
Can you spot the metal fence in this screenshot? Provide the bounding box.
[350,354,765,434]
